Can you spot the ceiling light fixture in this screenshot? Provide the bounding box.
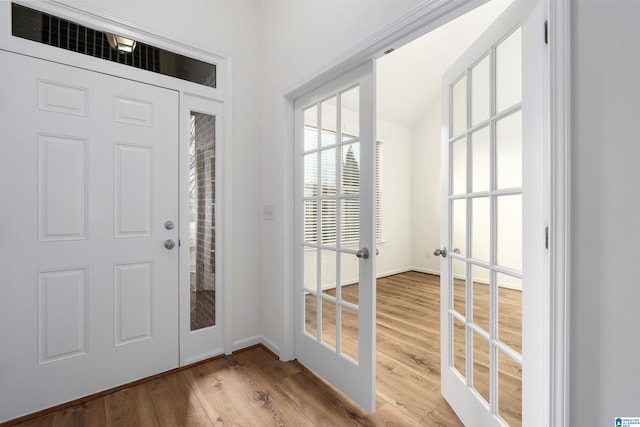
[106,33,136,53]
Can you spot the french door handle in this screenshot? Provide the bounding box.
[433,247,447,258]
[356,248,370,259]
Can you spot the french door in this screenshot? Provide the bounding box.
[0,51,179,422]
[439,0,547,425]
[294,61,377,412]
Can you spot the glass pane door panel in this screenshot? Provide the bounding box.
[304,200,318,243]
[341,86,359,140]
[304,153,318,197]
[471,126,490,192]
[189,112,216,331]
[304,152,318,192]
[320,249,336,296]
[321,148,337,195]
[498,350,523,427]
[303,249,317,291]
[452,258,466,316]
[321,97,337,146]
[471,55,490,126]
[452,138,467,195]
[341,200,359,245]
[496,28,522,113]
[341,305,359,362]
[304,292,318,338]
[497,273,522,354]
[452,199,467,256]
[304,106,318,151]
[496,111,522,190]
[453,316,467,378]
[321,297,337,350]
[471,265,491,333]
[473,332,491,405]
[341,143,360,194]
[321,130,336,147]
[341,142,360,245]
[452,75,467,137]
[340,252,359,306]
[320,200,337,245]
[497,195,522,271]
[471,197,490,262]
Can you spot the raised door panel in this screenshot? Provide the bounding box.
[114,143,153,237]
[114,262,153,346]
[37,80,88,117]
[37,134,88,241]
[37,268,88,364]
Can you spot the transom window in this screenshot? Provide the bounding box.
[11,2,216,88]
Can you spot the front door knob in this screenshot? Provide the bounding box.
[164,239,176,250]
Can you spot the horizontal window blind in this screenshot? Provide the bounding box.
[303,126,382,245]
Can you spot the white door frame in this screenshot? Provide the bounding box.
[281,0,570,424]
[0,0,234,358]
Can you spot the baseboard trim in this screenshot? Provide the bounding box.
[410,266,441,276]
[232,335,263,353]
[377,267,413,278]
[259,336,282,358]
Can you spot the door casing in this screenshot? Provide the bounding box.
[281,0,570,424]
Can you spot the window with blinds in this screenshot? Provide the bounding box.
[303,126,382,244]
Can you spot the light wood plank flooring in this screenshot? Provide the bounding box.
[8,271,522,426]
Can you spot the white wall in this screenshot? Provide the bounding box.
[411,99,442,274]
[59,0,264,347]
[570,0,640,424]
[377,120,414,276]
[258,0,422,354]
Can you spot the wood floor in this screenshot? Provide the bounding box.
[8,271,521,426]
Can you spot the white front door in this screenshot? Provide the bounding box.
[294,61,377,412]
[0,50,179,422]
[439,0,547,425]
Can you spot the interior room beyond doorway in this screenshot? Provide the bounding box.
[371,0,522,424]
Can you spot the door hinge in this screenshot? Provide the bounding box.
[545,226,549,250]
[544,20,549,44]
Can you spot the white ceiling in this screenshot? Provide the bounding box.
[376,0,514,128]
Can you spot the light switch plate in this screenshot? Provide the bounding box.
[263,204,275,221]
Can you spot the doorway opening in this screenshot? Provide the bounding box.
[373,0,521,424]
[289,0,568,422]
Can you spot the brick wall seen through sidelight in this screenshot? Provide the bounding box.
[190,112,216,330]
